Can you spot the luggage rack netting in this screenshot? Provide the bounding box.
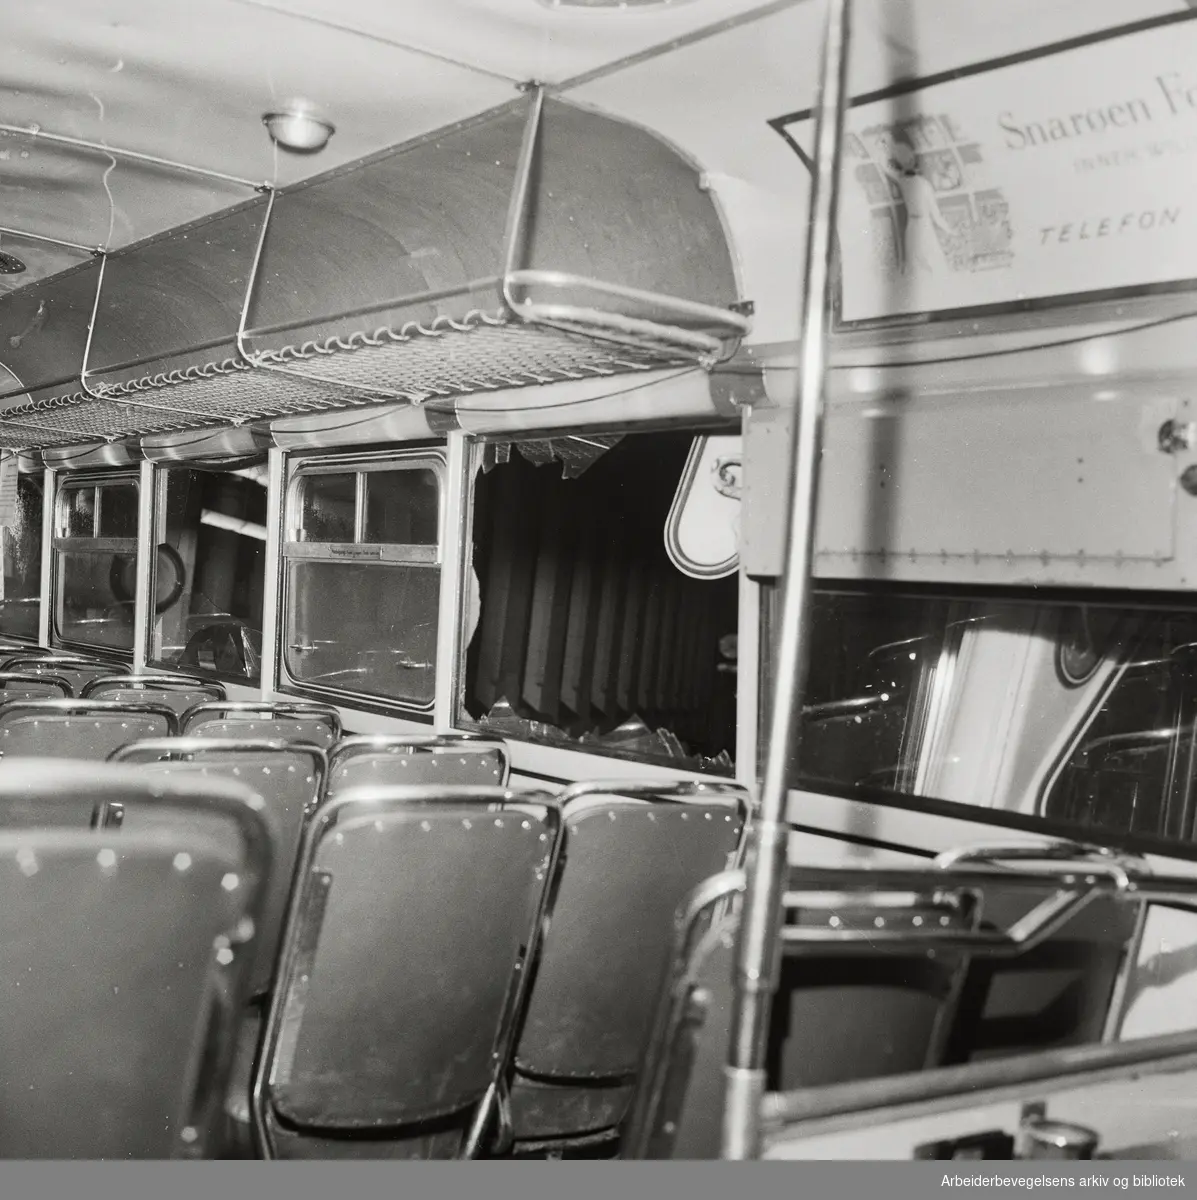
[0,313,686,449]
[241,310,684,397]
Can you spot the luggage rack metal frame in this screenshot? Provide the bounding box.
[0,89,751,453]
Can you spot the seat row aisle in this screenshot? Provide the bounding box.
[0,694,750,1159]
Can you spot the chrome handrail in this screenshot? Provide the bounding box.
[724,0,853,1161]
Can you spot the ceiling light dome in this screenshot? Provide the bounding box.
[263,99,335,154]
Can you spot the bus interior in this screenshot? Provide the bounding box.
[1,0,1197,1162]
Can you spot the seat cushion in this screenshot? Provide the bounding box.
[509,1074,635,1142]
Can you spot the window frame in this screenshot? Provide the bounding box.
[145,461,270,687]
[0,467,46,644]
[278,448,447,715]
[51,470,140,658]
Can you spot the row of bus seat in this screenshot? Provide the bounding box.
[0,688,750,1160]
[623,864,1142,1159]
[0,641,1131,1160]
[0,647,221,706]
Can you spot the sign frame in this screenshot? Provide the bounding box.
[769,8,1197,335]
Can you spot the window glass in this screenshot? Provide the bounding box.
[0,473,43,639]
[54,477,138,653]
[797,593,952,792]
[150,466,268,681]
[778,589,1197,849]
[364,469,439,545]
[62,486,95,537]
[1044,614,1197,841]
[285,561,438,706]
[56,549,137,650]
[98,484,138,538]
[282,457,443,710]
[300,472,356,543]
[460,431,738,773]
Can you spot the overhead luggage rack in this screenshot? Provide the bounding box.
[0,93,748,451]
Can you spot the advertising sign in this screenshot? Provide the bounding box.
[772,13,1197,327]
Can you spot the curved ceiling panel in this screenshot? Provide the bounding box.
[0,233,94,296]
[0,0,518,247]
[232,0,775,87]
[0,127,252,252]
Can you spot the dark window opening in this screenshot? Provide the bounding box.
[0,473,43,639]
[151,467,268,682]
[461,430,738,773]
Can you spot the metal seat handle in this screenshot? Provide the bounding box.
[934,839,1149,891]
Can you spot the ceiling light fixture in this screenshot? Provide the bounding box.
[0,250,27,275]
[262,99,335,154]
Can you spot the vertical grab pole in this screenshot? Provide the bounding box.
[721,0,852,1160]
